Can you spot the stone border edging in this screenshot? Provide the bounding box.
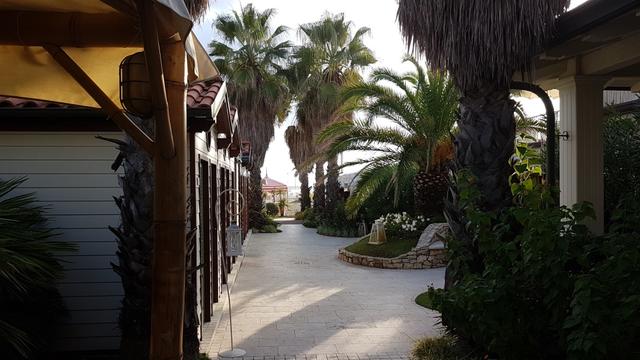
[338,246,446,269]
[338,223,449,269]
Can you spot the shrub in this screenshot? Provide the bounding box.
[0,177,75,358]
[317,201,358,237]
[411,336,471,360]
[302,218,318,228]
[264,202,279,217]
[378,212,432,239]
[603,111,640,224]
[435,145,640,360]
[295,208,314,221]
[256,224,279,233]
[317,224,358,237]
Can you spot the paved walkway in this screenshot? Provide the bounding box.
[205,225,445,359]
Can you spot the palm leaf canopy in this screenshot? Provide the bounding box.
[292,13,376,137]
[210,4,293,167]
[397,0,571,91]
[317,56,458,214]
[184,0,210,21]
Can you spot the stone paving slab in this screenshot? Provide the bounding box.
[205,225,445,359]
[221,353,410,360]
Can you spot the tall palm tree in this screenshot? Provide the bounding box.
[210,4,293,228]
[292,13,376,211]
[397,0,571,283]
[318,57,459,217]
[284,125,312,210]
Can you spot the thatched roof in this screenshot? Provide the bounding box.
[397,0,571,90]
[184,0,210,21]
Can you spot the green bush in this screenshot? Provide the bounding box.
[302,218,318,228]
[264,202,279,217]
[434,147,640,359]
[603,111,640,224]
[256,224,279,233]
[316,201,358,236]
[0,178,75,358]
[377,212,436,239]
[317,224,358,237]
[295,208,314,221]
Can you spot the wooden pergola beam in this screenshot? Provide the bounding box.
[43,44,155,155]
[139,0,175,158]
[0,11,141,47]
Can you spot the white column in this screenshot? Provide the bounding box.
[557,76,607,233]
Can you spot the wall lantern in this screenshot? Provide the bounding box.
[216,188,245,257]
[120,52,153,118]
[368,219,387,245]
[226,222,243,257]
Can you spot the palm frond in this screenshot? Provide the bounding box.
[397,0,571,90]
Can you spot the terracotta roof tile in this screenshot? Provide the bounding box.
[0,97,76,108]
[187,80,223,108]
[262,176,288,189]
[1,80,225,110]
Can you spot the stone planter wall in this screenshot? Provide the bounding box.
[338,223,449,269]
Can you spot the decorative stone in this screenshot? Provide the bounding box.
[416,223,450,249]
[368,220,387,245]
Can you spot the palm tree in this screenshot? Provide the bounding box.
[292,13,376,212]
[397,0,570,285]
[210,4,293,229]
[318,57,459,217]
[284,125,312,211]
[0,177,74,359]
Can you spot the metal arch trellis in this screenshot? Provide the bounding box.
[215,188,247,358]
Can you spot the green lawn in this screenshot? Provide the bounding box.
[415,290,436,310]
[344,233,418,258]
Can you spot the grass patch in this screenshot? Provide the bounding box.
[415,291,437,310]
[411,336,475,360]
[344,232,418,258]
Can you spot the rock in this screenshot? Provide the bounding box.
[416,223,450,249]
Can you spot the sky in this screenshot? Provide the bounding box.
[193,0,590,189]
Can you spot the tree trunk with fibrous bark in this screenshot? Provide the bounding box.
[444,86,516,288]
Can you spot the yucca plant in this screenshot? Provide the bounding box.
[0,177,74,359]
[318,57,458,217]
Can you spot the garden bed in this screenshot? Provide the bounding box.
[344,233,418,257]
[338,223,448,269]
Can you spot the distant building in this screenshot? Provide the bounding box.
[262,175,288,202]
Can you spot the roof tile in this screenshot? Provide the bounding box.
[1,79,225,110]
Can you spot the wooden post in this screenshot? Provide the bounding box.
[148,40,188,360]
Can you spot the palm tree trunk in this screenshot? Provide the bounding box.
[325,156,340,211]
[414,169,449,217]
[107,120,200,359]
[107,131,153,360]
[313,161,326,210]
[248,167,267,229]
[299,172,311,211]
[444,86,516,287]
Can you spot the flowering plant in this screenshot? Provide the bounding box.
[376,212,428,238]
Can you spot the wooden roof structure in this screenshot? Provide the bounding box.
[0,1,218,358]
[525,0,640,91]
